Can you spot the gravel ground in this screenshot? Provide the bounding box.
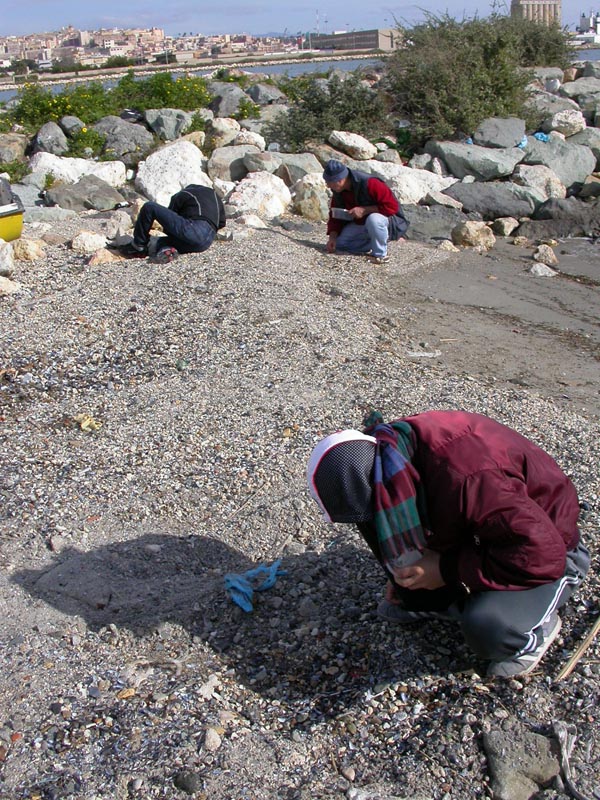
[1,213,599,800]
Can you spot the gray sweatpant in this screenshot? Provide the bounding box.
[459,541,590,660]
[356,521,591,661]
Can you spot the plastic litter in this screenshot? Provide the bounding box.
[224,559,287,612]
[517,134,528,148]
[533,132,550,142]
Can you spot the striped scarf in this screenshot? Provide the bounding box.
[363,411,429,571]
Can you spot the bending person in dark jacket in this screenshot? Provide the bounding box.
[323,159,408,265]
[307,410,590,678]
[114,184,226,259]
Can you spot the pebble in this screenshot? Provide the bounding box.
[0,215,598,800]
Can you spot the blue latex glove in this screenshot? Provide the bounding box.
[224,559,287,612]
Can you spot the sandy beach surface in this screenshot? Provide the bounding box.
[0,215,598,799]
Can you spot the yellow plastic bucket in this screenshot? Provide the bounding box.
[0,202,24,242]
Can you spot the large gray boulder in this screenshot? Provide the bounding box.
[541,107,586,136]
[443,181,541,219]
[93,115,155,167]
[135,140,211,205]
[208,81,248,117]
[520,136,596,188]
[582,60,600,78]
[291,173,329,222]
[59,115,86,137]
[144,108,194,141]
[31,121,68,156]
[0,133,28,162]
[243,151,282,173]
[205,117,240,149]
[577,92,600,125]
[518,196,600,238]
[245,83,287,105]
[424,140,524,180]
[207,144,260,182]
[403,204,482,242]
[531,66,564,84]
[512,163,566,200]
[227,171,291,219]
[45,174,126,212]
[340,159,457,205]
[472,117,526,149]
[28,151,127,187]
[568,126,600,166]
[559,76,600,99]
[524,90,580,123]
[274,152,323,185]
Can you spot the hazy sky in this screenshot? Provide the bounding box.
[3,0,587,38]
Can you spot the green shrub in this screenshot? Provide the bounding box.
[385,12,574,146]
[0,114,14,133]
[0,159,30,183]
[66,126,107,158]
[60,82,115,122]
[212,68,251,89]
[11,70,213,131]
[186,112,206,133]
[110,70,212,112]
[13,84,70,127]
[500,17,574,68]
[263,72,389,152]
[233,98,261,121]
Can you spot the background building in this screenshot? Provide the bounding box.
[510,0,561,25]
[309,28,400,52]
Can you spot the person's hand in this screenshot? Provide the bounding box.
[384,580,402,604]
[348,206,366,219]
[326,235,337,253]
[391,549,445,591]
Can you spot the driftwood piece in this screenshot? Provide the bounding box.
[552,721,594,800]
[555,613,600,682]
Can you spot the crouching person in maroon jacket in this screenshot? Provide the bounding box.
[307,410,590,678]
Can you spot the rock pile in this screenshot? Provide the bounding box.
[1,61,600,265]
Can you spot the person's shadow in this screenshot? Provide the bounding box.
[12,532,474,720]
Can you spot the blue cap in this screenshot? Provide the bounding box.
[323,159,349,184]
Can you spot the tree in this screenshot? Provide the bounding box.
[384,12,574,146]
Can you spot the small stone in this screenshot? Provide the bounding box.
[173,770,203,794]
[204,727,222,752]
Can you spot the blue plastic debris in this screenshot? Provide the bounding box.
[533,132,550,142]
[465,136,474,144]
[224,559,287,612]
[517,134,528,149]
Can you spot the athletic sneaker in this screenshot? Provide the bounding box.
[112,242,148,258]
[367,255,389,264]
[151,246,179,264]
[377,598,458,623]
[487,613,562,678]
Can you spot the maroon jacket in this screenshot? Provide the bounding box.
[404,411,580,593]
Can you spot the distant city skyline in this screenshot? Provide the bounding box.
[2,0,588,37]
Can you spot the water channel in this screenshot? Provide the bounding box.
[0,56,385,104]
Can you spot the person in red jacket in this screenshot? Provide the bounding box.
[323,159,408,264]
[307,410,590,678]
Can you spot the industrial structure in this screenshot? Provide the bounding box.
[308,28,400,52]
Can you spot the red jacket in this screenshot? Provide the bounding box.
[326,176,399,236]
[404,411,580,593]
